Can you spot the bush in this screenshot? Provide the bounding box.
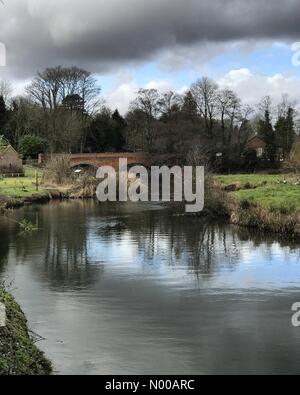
[204,176,233,218]
[19,136,47,159]
[42,155,73,185]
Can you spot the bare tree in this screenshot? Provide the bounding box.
[190,77,219,137]
[132,89,161,119]
[26,66,101,114]
[236,104,254,146]
[25,66,101,152]
[26,67,62,110]
[158,91,182,121]
[259,95,273,118]
[0,80,12,104]
[217,89,240,145]
[130,89,161,150]
[277,94,297,119]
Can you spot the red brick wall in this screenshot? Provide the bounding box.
[39,152,151,169]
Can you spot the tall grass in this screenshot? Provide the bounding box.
[42,156,73,186]
[231,202,300,240]
[203,175,233,218]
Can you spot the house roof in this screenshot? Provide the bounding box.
[246,135,266,150]
[0,146,9,156]
[0,145,19,158]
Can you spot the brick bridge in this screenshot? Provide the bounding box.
[39,152,152,170]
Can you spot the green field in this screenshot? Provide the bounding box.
[0,167,46,198]
[216,173,300,214]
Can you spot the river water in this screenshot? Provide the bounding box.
[1,200,300,375]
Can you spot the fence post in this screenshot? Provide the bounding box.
[35,171,39,191]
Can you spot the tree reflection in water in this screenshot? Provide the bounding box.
[2,201,100,290]
[1,201,300,292]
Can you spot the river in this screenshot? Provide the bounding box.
[1,200,300,375]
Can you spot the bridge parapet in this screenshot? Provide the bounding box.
[39,152,152,170]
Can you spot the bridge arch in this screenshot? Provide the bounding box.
[70,162,99,176]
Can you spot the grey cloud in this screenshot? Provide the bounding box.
[0,0,299,78]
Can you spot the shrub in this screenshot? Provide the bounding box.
[204,175,233,218]
[70,175,98,198]
[42,155,73,185]
[19,136,47,159]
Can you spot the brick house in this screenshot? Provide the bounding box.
[245,135,266,158]
[0,145,23,174]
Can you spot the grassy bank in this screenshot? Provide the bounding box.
[0,167,62,210]
[217,173,300,213]
[0,288,52,375]
[0,167,47,198]
[215,173,300,239]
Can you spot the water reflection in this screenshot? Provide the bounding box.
[1,201,300,374]
[0,218,10,271]
[1,202,100,290]
[5,200,298,287]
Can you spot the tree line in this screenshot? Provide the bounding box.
[0,67,298,169]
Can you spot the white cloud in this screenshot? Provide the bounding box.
[105,68,300,115]
[105,77,186,114]
[105,77,139,114]
[218,68,300,109]
[7,67,300,116]
[12,79,30,97]
[144,80,174,91]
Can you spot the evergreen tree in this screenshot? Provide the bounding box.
[85,108,126,152]
[19,135,48,159]
[275,116,286,158]
[111,109,126,150]
[0,95,9,135]
[181,91,198,121]
[275,107,295,159]
[112,109,126,128]
[286,107,296,156]
[258,110,277,164]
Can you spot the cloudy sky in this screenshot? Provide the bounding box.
[0,0,300,113]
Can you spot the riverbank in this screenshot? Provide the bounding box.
[216,173,300,240]
[2,166,300,240]
[0,288,52,375]
[0,166,50,211]
[0,166,81,211]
